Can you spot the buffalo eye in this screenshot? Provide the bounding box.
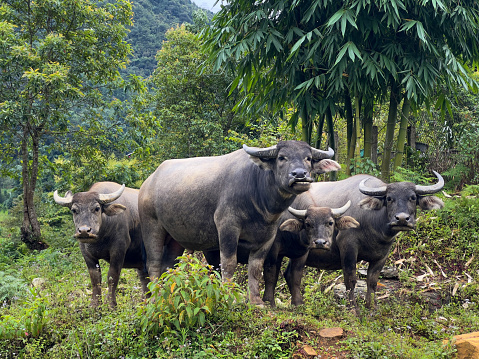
[95,205,101,212]
[386,196,392,202]
[328,221,334,226]
[410,195,417,201]
[278,155,286,161]
[305,221,312,228]
[71,208,77,214]
[305,156,312,162]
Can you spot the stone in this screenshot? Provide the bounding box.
[444,332,479,359]
[32,278,46,289]
[302,345,318,356]
[319,327,344,339]
[333,280,367,299]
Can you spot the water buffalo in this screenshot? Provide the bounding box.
[138,140,340,305]
[204,201,360,305]
[283,171,444,310]
[54,182,149,308]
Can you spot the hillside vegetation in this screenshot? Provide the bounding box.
[1,184,479,358]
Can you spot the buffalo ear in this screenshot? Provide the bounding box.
[279,219,303,233]
[418,195,444,210]
[359,197,384,210]
[336,216,360,230]
[247,156,275,171]
[103,204,127,216]
[312,159,341,175]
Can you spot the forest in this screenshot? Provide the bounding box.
[1,0,479,358]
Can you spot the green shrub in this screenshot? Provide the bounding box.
[139,255,244,344]
[350,157,380,177]
[0,269,27,305]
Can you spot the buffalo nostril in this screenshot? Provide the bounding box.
[395,214,410,221]
[78,226,91,233]
[292,169,307,178]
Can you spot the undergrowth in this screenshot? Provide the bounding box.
[0,188,478,358]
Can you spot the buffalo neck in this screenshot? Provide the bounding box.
[245,162,297,220]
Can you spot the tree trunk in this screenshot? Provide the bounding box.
[363,98,374,159]
[20,126,47,251]
[393,97,411,170]
[354,94,361,159]
[381,81,399,182]
[344,90,354,175]
[372,126,378,164]
[326,108,337,181]
[314,113,325,149]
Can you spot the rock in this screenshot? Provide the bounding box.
[380,266,399,279]
[32,278,46,289]
[319,327,344,339]
[302,345,317,356]
[358,266,399,279]
[333,280,367,299]
[444,332,479,359]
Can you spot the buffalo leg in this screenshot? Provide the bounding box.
[248,241,274,306]
[136,268,150,293]
[143,225,168,281]
[81,247,102,307]
[106,253,126,309]
[161,236,185,273]
[284,253,308,306]
[340,247,359,310]
[262,252,283,305]
[365,258,388,309]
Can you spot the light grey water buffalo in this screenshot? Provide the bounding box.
[204,200,360,305]
[138,140,340,305]
[283,171,444,310]
[54,182,149,308]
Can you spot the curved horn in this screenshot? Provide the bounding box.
[331,200,352,218]
[311,147,334,160]
[288,207,307,219]
[53,190,73,207]
[359,178,387,197]
[415,171,444,195]
[98,184,125,204]
[242,144,278,158]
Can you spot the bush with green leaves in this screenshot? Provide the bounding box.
[139,255,244,343]
[0,269,27,305]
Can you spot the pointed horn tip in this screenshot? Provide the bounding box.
[415,170,444,195]
[331,200,352,217]
[288,206,307,219]
[359,178,387,196]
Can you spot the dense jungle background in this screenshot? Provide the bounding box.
[1,0,479,357]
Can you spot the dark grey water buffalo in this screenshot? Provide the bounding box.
[138,140,340,305]
[204,200,359,305]
[284,171,444,309]
[54,182,149,308]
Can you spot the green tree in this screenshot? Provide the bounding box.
[146,25,245,162]
[203,0,479,180]
[0,0,134,249]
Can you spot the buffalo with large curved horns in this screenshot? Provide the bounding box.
[138,140,340,305]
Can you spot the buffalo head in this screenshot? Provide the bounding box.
[358,171,444,231]
[280,200,360,250]
[243,141,340,195]
[54,184,126,243]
